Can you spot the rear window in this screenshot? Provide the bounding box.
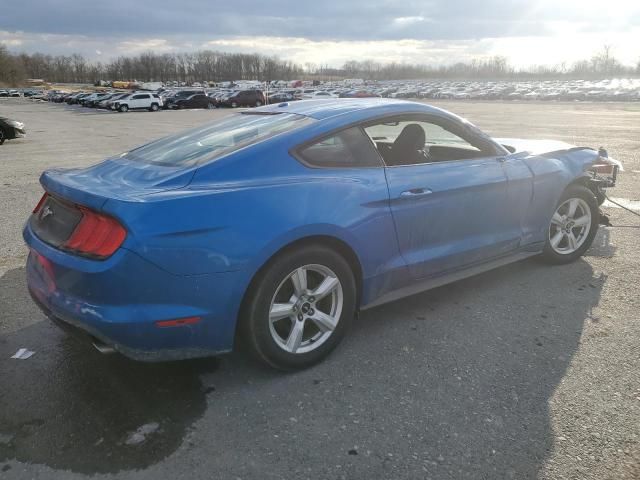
[123,112,315,167]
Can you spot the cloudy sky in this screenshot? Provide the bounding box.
[1,0,639,67]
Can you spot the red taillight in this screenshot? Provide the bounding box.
[63,207,126,258]
[33,193,48,214]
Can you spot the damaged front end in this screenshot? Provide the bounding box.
[588,147,620,189]
[496,138,623,226]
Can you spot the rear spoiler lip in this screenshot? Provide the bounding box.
[40,170,108,212]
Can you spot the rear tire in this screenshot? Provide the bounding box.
[0,128,5,145]
[240,245,356,370]
[255,100,262,107]
[541,185,599,264]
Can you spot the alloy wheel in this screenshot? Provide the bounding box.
[268,264,343,354]
[549,197,592,254]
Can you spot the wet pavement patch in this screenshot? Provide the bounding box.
[0,319,219,474]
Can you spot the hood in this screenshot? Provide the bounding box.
[495,137,623,172]
[495,138,578,155]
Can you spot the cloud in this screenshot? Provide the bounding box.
[117,39,176,54]
[2,0,637,41]
[0,0,638,67]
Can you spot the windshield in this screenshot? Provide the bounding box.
[123,112,314,167]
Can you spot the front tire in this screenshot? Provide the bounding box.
[541,185,599,264]
[0,128,5,145]
[149,103,159,112]
[119,104,128,113]
[240,245,356,370]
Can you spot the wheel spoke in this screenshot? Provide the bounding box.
[311,275,339,301]
[551,212,564,226]
[550,230,564,248]
[573,215,590,227]
[270,303,295,322]
[290,268,308,296]
[285,319,305,353]
[567,199,579,218]
[308,310,338,332]
[567,232,578,250]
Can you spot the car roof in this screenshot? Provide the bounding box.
[255,98,453,121]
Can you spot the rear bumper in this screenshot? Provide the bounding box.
[24,222,246,361]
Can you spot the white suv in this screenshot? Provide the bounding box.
[113,92,163,112]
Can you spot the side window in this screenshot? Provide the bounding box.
[364,118,488,166]
[132,94,150,100]
[297,127,382,168]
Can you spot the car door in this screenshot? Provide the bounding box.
[194,94,207,108]
[135,94,150,109]
[129,94,142,108]
[364,115,518,279]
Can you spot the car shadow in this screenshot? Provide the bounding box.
[0,255,604,478]
[60,105,116,116]
[0,268,219,474]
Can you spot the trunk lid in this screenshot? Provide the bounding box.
[40,157,197,211]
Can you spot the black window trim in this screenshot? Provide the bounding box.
[290,112,507,170]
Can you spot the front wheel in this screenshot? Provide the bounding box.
[119,104,128,113]
[541,185,599,264]
[149,103,159,112]
[0,128,5,145]
[240,245,356,370]
[230,101,238,108]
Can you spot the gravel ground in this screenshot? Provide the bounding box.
[0,98,638,479]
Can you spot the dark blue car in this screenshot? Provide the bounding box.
[24,99,620,369]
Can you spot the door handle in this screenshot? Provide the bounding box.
[400,188,433,198]
[496,157,507,163]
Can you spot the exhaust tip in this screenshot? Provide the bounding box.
[92,338,116,354]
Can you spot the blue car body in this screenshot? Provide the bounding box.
[24,99,610,360]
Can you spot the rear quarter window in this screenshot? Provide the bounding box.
[297,127,383,168]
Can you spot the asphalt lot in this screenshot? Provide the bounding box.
[0,98,638,479]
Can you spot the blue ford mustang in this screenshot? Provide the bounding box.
[24,99,620,369]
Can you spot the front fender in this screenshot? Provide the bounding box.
[520,147,605,243]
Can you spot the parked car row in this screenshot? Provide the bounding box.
[39,87,273,112]
[0,89,22,97]
[378,78,640,101]
[18,78,640,115]
[43,90,164,112]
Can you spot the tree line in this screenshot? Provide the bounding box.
[1,43,638,86]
